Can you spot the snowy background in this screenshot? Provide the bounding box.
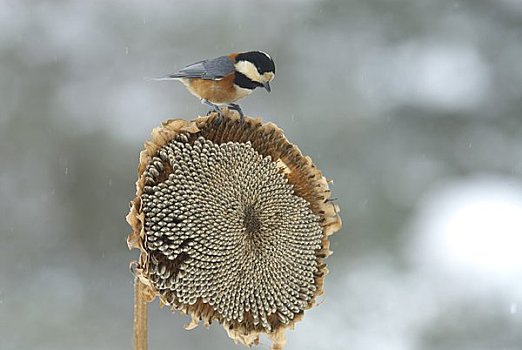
[1,0,522,349]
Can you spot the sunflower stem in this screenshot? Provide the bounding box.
[134,276,148,350]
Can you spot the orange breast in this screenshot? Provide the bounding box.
[186,74,238,104]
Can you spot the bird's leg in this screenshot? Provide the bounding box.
[201,99,223,118]
[227,103,245,123]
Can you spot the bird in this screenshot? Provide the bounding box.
[156,51,275,121]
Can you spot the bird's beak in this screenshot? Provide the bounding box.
[263,81,271,92]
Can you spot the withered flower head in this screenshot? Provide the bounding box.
[127,111,341,349]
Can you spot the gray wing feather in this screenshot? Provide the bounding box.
[168,56,235,80]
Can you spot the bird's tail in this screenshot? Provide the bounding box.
[144,75,181,81]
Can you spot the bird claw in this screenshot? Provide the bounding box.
[207,109,225,125]
[227,103,245,123]
[202,100,245,123]
[206,109,222,116]
[202,99,224,121]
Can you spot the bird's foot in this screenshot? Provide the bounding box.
[227,103,245,123]
[202,99,224,120]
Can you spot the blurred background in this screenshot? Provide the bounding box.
[1,0,522,349]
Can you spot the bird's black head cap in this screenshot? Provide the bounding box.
[236,51,275,74]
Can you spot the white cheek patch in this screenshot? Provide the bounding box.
[235,61,262,82]
[263,72,274,82]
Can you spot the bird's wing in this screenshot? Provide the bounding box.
[166,56,235,80]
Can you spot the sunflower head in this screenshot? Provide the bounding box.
[127,111,341,349]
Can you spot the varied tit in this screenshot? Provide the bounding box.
[156,51,275,121]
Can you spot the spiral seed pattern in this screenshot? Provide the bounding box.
[140,136,323,332]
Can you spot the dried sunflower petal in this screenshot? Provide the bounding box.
[127,111,341,349]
